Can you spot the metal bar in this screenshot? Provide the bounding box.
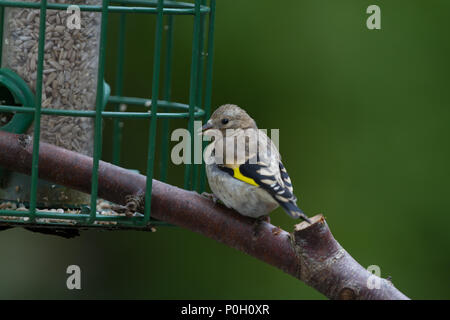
[191,0,207,192]
[112,0,193,8]
[159,13,174,182]
[89,0,110,223]
[143,0,164,225]
[184,0,201,190]
[0,219,172,229]
[112,13,127,165]
[0,97,202,110]
[29,0,48,220]
[0,6,4,66]
[0,212,172,226]
[0,210,140,221]
[198,0,216,193]
[0,104,205,119]
[0,2,210,15]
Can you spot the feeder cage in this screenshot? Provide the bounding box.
[0,0,216,229]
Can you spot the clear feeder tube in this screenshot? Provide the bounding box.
[0,0,102,207]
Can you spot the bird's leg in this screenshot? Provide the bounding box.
[201,192,219,205]
[252,215,270,239]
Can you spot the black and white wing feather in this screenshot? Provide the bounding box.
[220,156,310,222]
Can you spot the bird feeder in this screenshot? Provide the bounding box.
[0,0,215,229]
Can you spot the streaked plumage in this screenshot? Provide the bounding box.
[202,104,310,222]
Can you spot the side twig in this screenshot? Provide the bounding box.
[0,131,409,300]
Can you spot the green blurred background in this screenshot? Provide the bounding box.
[1,0,449,299]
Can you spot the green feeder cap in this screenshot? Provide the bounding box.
[0,68,35,133]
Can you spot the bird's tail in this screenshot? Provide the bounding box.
[279,201,311,223]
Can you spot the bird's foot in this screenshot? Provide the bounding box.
[201,192,219,205]
[261,215,270,224]
[252,215,270,240]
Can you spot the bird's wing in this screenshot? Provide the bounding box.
[216,128,293,200]
[242,158,310,221]
[217,146,309,221]
[218,157,308,221]
[237,157,296,202]
[278,161,295,200]
[217,153,294,202]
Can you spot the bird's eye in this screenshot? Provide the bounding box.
[221,118,229,125]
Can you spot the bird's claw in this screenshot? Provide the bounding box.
[201,192,219,204]
[252,215,270,239]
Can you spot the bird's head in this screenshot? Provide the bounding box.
[201,104,257,136]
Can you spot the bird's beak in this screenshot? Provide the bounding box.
[200,121,213,133]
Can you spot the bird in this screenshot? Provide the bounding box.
[201,104,311,223]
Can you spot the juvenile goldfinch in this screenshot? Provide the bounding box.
[202,104,310,223]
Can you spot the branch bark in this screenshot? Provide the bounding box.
[0,131,409,300]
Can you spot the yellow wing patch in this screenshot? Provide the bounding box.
[233,167,259,187]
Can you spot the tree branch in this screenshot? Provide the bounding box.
[0,131,409,300]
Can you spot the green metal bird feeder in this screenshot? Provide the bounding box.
[0,0,216,229]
